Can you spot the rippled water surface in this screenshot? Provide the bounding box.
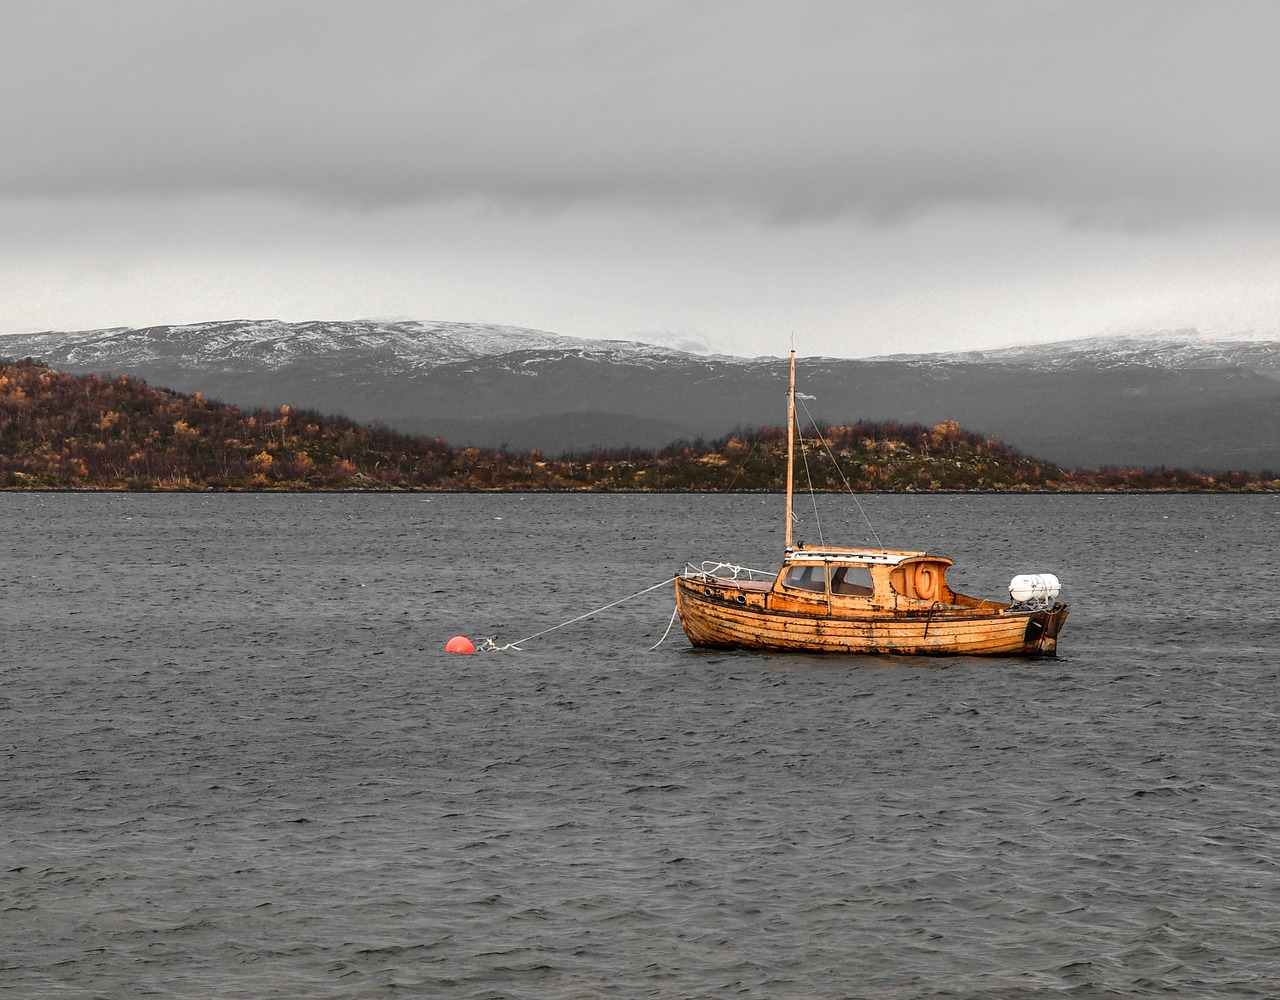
[4,492,1279,998]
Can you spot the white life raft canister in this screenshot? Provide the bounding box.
[1008,573,1061,603]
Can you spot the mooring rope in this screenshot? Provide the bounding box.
[649,600,680,651]
[479,575,678,652]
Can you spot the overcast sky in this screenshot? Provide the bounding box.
[3,0,1279,358]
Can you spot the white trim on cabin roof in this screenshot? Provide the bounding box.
[783,548,929,566]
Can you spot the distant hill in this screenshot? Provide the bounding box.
[4,320,1280,471]
[3,360,1275,492]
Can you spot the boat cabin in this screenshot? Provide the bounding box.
[771,546,958,611]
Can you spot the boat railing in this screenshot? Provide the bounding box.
[682,560,775,584]
[1007,596,1060,613]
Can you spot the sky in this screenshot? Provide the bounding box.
[3,0,1280,359]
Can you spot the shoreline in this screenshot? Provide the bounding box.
[5,486,1277,496]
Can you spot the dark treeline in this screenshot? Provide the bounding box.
[2,360,1276,492]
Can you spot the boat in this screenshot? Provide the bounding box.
[674,352,1069,656]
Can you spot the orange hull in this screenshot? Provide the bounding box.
[675,577,1068,657]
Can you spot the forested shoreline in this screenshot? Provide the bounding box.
[3,360,1276,493]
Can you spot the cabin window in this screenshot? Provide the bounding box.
[830,565,873,596]
[782,565,826,593]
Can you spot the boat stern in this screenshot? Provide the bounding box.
[1021,603,1070,656]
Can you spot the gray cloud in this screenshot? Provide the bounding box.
[3,0,1280,229]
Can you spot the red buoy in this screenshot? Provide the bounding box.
[445,635,475,655]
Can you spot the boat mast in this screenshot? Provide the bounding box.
[785,349,796,550]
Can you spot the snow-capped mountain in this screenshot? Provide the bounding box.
[3,319,712,374]
[875,329,1280,380]
[13,319,1276,379]
[4,320,1279,471]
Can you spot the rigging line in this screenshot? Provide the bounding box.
[794,418,825,548]
[483,575,678,651]
[722,424,767,493]
[795,396,884,550]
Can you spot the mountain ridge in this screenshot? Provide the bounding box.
[872,330,1280,380]
[5,319,756,373]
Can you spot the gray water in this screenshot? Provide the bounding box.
[3,492,1279,999]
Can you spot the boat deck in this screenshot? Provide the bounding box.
[686,575,773,592]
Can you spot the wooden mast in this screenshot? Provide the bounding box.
[784,349,796,551]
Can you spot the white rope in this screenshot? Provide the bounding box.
[480,575,678,652]
[684,560,773,582]
[649,601,680,650]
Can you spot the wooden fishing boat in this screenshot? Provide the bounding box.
[674,353,1069,656]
